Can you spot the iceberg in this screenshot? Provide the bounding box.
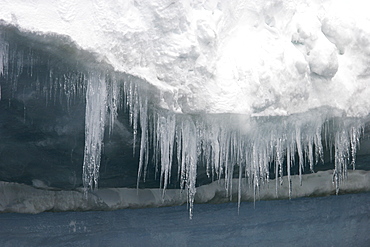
[0,0,370,218]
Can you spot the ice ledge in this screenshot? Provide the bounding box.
[1,170,370,214]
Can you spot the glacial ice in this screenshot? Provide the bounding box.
[1,0,370,217]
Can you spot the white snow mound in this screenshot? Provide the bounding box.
[1,0,370,116]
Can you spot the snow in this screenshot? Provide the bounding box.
[1,0,370,116]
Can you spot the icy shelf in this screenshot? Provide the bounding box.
[1,170,370,214]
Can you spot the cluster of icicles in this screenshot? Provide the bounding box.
[0,30,364,218]
[84,75,364,219]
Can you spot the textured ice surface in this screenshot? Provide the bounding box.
[1,0,370,116]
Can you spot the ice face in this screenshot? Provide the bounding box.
[1,1,370,217]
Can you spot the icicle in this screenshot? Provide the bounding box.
[237,159,242,213]
[178,118,197,219]
[157,113,176,192]
[295,126,304,186]
[287,144,292,199]
[350,124,362,170]
[176,122,183,183]
[137,96,148,188]
[179,121,187,190]
[275,136,283,197]
[82,71,107,192]
[0,34,9,78]
[307,137,314,172]
[106,74,119,136]
[315,126,324,165]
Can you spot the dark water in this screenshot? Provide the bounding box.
[0,192,369,247]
